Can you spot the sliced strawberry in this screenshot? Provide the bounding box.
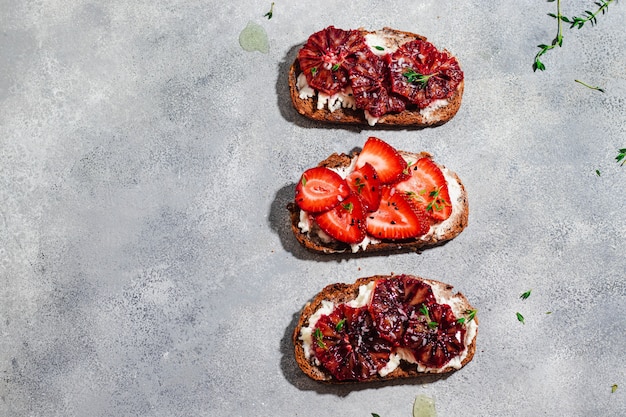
[314,194,366,244]
[297,26,368,95]
[355,137,408,184]
[295,166,350,213]
[365,187,430,240]
[394,158,452,222]
[346,162,381,212]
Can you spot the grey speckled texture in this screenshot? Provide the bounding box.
[1,1,625,416]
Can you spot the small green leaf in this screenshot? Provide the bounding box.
[611,384,618,393]
[374,45,385,51]
[342,202,354,213]
[263,2,275,19]
[336,318,346,331]
[331,63,340,71]
[596,169,601,176]
[372,414,381,417]
[520,289,532,300]
[516,312,525,324]
[301,174,307,187]
[314,328,327,349]
[311,67,317,76]
[427,321,438,329]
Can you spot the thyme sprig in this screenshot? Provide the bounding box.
[575,79,605,92]
[533,0,616,72]
[403,68,437,87]
[263,2,275,19]
[419,304,439,329]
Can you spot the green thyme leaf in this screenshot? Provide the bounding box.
[342,202,354,213]
[314,328,327,349]
[372,414,381,417]
[516,312,525,324]
[336,318,346,331]
[355,177,365,194]
[466,309,477,322]
[546,311,552,314]
[311,67,317,76]
[419,304,429,318]
[374,46,385,51]
[520,289,532,300]
[263,2,275,19]
[616,148,626,165]
[331,63,340,71]
[611,384,618,393]
[301,174,307,187]
[596,169,601,176]
[427,321,438,329]
[457,317,466,324]
[403,68,436,87]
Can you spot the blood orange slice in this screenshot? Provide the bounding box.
[388,39,463,108]
[297,26,368,95]
[368,275,436,344]
[348,49,406,117]
[403,303,466,368]
[312,304,392,381]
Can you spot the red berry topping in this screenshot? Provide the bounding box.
[365,186,430,240]
[314,194,366,244]
[356,137,408,184]
[346,162,382,212]
[395,157,452,222]
[295,166,350,213]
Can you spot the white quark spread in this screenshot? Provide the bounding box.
[299,279,478,376]
[296,154,462,251]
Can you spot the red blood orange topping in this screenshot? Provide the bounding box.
[297,26,369,95]
[312,304,393,381]
[368,275,436,344]
[348,49,406,117]
[388,39,464,108]
[403,303,466,369]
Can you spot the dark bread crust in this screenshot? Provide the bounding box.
[289,27,464,127]
[288,150,469,254]
[293,274,478,383]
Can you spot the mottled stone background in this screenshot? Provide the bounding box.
[1,1,625,416]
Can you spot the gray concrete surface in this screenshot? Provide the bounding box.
[1,1,625,416]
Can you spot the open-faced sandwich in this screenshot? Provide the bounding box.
[287,137,469,254]
[294,274,478,382]
[289,26,464,127]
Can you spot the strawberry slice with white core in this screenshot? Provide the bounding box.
[297,26,369,95]
[355,137,408,184]
[314,194,366,244]
[394,157,452,222]
[388,39,464,109]
[365,186,430,240]
[295,166,350,213]
[346,162,382,212]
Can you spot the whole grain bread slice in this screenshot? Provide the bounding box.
[289,27,464,127]
[293,274,478,383]
[287,150,469,254]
